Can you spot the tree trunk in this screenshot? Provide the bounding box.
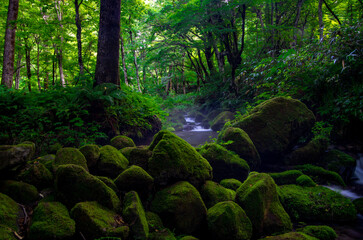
[130,31,141,92]
[319,0,324,41]
[55,0,65,86]
[14,51,22,89]
[322,0,341,25]
[25,38,32,92]
[75,0,85,75]
[120,31,128,85]
[1,0,19,88]
[293,0,304,46]
[36,37,41,90]
[94,0,121,86]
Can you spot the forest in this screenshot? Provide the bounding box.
[0,0,363,239]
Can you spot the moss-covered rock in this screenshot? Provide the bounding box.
[97,145,129,178]
[122,191,149,240]
[55,164,121,210]
[114,165,154,199]
[269,170,304,185]
[296,175,316,187]
[17,162,53,190]
[70,201,129,239]
[150,181,207,235]
[219,178,242,191]
[322,150,356,183]
[0,142,35,170]
[298,225,337,240]
[36,154,55,172]
[207,201,252,240]
[179,236,199,240]
[294,164,346,186]
[120,146,152,170]
[235,172,292,237]
[278,184,357,222]
[284,138,328,165]
[96,176,118,192]
[0,180,38,204]
[146,211,164,232]
[0,225,17,240]
[48,143,62,154]
[54,147,88,171]
[148,131,212,187]
[217,127,260,169]
[259,232,319,240]
[79,144,100,168]
[111,135,136,150]
[228,97,315,164]
[199,143,249,182]
[0,193,19,232]
[29,202,75,239]
[200,181,235,208]
[210,111,235,131]
[352,198,363,215]
[148,228,176,240]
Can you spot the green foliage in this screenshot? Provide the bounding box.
[311,121,333,141]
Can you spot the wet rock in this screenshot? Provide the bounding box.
[0,142,35,170]
[210,111,235,131]
[54,147,88,172]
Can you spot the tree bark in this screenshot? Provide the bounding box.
[120,31,128,85]
[293,0,305,46]
[55,0,65,86]
[94,0,121,86]
[75,0,85,75]
[1,0,19,88]
[130,31,141,92]
[36,36,41,90]
[319,0,324,41]
[14,51,22,89]
[25,38,32,92]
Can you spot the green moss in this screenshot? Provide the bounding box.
[28,202,75,240]
[0,193,19,231]
[36,154,55,172]
[294,164,346,186]
[96,176,118,192]
[146,211,164,232]
[219,178,242,191]
[120,146,152,170]
[298,225,337,240]
[55,164,121,211]
[54,147,88,171]
[352,198,363,215]
[111,135,136,150]
[198,143,249,182]
[48,143,62,154]
[259,232,319,240]
[285,138,328,165]
[71,201,129,239]
[0,180,39,204]
[269,170,304,185]
[122,191,149,240]
[179,236,199,240]
[210,111,235,131]
[0,225,17,240]
[148,228,176,240]
[235,172,292,237]
[207,201,252,240]
[79,144,100,168]
[296,175,316,187]
[278,184,357,222]
[18,162,53,190]
[98,145,129,178]
[322,150,356,182]
[148,131,212,187]
[150,181,207,235]
[200,181,235,208]
[217,127,260,169]
[114,165,154,199]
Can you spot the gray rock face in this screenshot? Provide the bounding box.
[0,142,35,170]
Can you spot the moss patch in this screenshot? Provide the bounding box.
[146,211,164,232]
[259,232,319,240]
[322,150,356,182]
[352,198,363,215]
[0,193,19,231]
[200,181,235,209]
[120,146,152,170]
[0,225,17,240]
[18,162,53,190]
[79,144,100,168]
[219,178,242,191]
[97,145,129,178]
[284,138,328,165]
[54,147,88,171]
[296,175,316,187]
[0,180,38,204]
[298,225,337,240]
[210,111,235,131]
[294,164,346,186]
[111,135,136,150]
[96,176,118,192]
[269,170,304,185]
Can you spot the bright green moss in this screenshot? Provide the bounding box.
[28,202,75,240]
[0,180,38,204]
[210,111,235,131]
[207,201,252,240]
[18,162,53,190]
[71,201,129,239]
[79,144,100,168]
[259,232,319,240]
[200,181,235,208]
[352,198,363,215]
[284,138,328,165]
[296,175,316,187]
[111,135,136,150]
[269,170,304,185]
[294,164,346,186]
[298,225,337,240]
[54,147,89,171]
[98,145,129,178]
[219,178,242,191]
[179,236,199,240]
[0,193,19,231]
[279,184,357,222]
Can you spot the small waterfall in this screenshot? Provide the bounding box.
[354,154,363,185]
[183,115,212,132]
[324,185,362,200]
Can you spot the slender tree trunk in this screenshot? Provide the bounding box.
[25,38,32,92]
[322,0,341,25]
[14,52,22,89]
[130,31,141,92]
[319,0,324,41]
[165,65,172,95]
[293,0,304,46]
[120,31,128,85]
[75,0,85,75]
[55,0,65,86]
[1,0,19,88]
[36,37,41,90]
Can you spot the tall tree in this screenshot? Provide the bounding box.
[1,0,19,88]
[74,0,85,75]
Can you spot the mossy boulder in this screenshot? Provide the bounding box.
[36,154,55,172]
[28,202,75,239]
[278,184,357,222]
[294,164,346,186]
[228,97,315,164]
[111,135,136,150]
[122,191,149,240]
[322,150,356,183]
[150,181,207,235]
[120,146,152,170]
[0,193,20,232]
[259,232,319,240]
[48,143,62,154]
[199,143,249,182]
[180,236,199,240]
[235,172,292,237]
[211,111,235,131]
[0,225,17,240]
[352,198,363,215]
[79,144,100,168]
[18,162,53,190]
[217,127,260,169]
[0,142,35,170]
[114,165,154,199]
[219,178,242,191]
[296,175,316,187]
[0,180,38,204]
[97,145,129,178]
[148,131,212,187]
[148,228,176,240]
[200,181,235,208]
[96,176,118,192]
[70,201,129,239]
[284,138,328,165]
[146,211,164,232]
[298,225,337,240]
[55,164,121,210]
[269,170,304,185]
[207,201,252,240]
[54,147,88,171]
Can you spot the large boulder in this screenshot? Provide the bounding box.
[260,232,318,240]
[218,127,260,169]
[111,135,136,150]
[0,142,35,170]
[28,202,75,240]
[278,184,357,223]
[294,164,346,186]
[207,201,252,240]
[17,162,53,190]
[0,180,38,204]
[269,170,304,185]
[97,145,129,178]
[79,144,100,168]
[210,111,235,131]
[120,146,152,170]
[298,225,337,240]
[148,131,212,187]
[0,193,20,234]
[235,173,292,237]
[200,181,235,209]
[219,178,242,191]
[54,147,88,171]
[150,181,207,235]
[199,143,249,182]
[229,97,315,164]
[71,201,129,239]
[321,150,356,183]
[55,164,121,210]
